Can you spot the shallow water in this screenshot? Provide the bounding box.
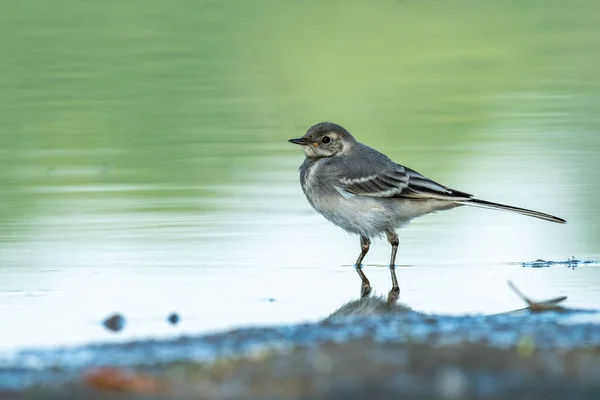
[1,0,600,351]
[2,150,599,350]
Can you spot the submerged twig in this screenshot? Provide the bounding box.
[507,280,568,313]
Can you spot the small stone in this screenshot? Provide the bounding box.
[103,313,125,332]
[167,313,180,325]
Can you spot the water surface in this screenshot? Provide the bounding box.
[1,0,600,351]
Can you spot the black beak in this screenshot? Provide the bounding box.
[288,137,308,145]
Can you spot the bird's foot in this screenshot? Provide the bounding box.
[387,286,400,305]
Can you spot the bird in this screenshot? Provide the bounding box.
[289,122,566,303]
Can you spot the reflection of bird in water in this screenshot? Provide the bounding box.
[327,295,413,319]
[327,282,590,320]
[289,122,566,303]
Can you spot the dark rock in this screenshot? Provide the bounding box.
[167,313,180,325]
[102,314,125,332]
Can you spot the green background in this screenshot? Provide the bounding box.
[1,0,599,237]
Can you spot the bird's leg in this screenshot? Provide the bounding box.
[386,230,400,304]
[354,236,372,298]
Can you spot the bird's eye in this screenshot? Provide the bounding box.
[321,136,331,144]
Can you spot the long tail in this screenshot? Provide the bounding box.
[459,198,566,224]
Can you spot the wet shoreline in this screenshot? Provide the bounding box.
[3,297,600,399]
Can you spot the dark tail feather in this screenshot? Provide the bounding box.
[460,198,566,224]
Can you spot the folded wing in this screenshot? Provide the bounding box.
[338,163,472,201]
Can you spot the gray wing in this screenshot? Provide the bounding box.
[335,155,472,201]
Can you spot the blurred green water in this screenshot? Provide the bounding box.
[1,0,599,225]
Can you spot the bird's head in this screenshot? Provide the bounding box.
[288,122,356,158]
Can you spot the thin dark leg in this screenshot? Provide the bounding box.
[386,230,400,304]
[354,236,372,298]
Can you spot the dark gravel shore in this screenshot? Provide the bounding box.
[2,297,600,400]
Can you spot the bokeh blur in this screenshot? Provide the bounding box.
[1,0,599,349]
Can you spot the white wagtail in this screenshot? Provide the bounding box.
[289,122,566,303]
